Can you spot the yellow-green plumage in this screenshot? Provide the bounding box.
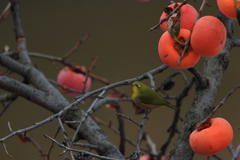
[131,81,177,111]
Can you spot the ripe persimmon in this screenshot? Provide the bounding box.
[57,67,91,96]
[160,3,198,32]
[217,0,240,18]
[158,29,200,69]
[140,155,151,160]
[190,16,226,57]
[189,117,233,156]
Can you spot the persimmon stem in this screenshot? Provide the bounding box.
[149,0,189,31]
[197,83,240,129]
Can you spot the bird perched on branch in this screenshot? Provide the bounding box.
[131,81,177,111]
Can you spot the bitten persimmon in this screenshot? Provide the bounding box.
[57,67,91,96]
[189,117,233,156]
[160,3,198,32]
[158,29,200,69]
[190,16,226,57]
[217,0,240,18]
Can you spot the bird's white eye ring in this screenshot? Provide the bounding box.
[137,84,141,88]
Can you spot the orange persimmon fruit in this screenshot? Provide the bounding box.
[189,117,233,156]
[57,67,91,96]
[217,0,240,18]
[190,16,226,57]
[140,155,151,160]
[159,3,198,32]
[158,29,200,69]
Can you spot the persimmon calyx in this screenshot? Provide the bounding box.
[196,119,212,131]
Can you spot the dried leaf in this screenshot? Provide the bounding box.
[167,12,183,44]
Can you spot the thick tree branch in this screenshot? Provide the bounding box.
[170,12,235,160]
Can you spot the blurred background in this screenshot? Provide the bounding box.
[0,0,239,160]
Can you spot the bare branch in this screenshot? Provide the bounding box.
[91,116,152,154]
[44,134,123,160]
[1,141,12,158]
[197,83,240,128]
[145,73,155,90]
[136,110,151,159]
[149,0,189,31]
[232,145,240,160]
[212,154,226,160]
[10,0,31,64]
[188,67,207,88]
[227,143,235,157]
[0,3,11,24]
[0,95,17,118]
[62,33,90,60]
[45,127,61,159]
[232,39,240,47]
[116,112,141,126]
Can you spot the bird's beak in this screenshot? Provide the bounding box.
[131,84,135,86]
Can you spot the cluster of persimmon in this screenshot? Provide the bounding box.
[158,2,228,69]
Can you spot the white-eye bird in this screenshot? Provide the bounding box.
[131,81,177,111]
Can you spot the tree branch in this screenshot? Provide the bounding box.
[170,11,235,160]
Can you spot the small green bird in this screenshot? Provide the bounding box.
[131,81,177,111]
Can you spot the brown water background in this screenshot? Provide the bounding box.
[0,0,240,160]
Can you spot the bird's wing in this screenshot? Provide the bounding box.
[139,91,177,110]
[138,92,170,105]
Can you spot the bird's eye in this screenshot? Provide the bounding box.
[137,83,141,88]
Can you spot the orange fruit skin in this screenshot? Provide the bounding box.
[140,155,151,160]
[57,67,91,96]
[189,117,233,156]
[217,0,240,18]
[160,3,198,32]
[158,29,200,69]
[190,16,226,57]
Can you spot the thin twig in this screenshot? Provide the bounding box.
[44,134,123,160]
[0,2,11,24]
[116,112,141,126]
[149,0,188,31]
[145,73,155,90]
[212,154,226,160]
[82,56,99,92]
[1,141,12,158]
[0,98,16,118]
[144,133,157,155]
[227,143,235,157]
[197,83,240,128]
[159,78,195,157]
[45,127,61,159]
[91,116,152,154]
[62,33,90,60]
[7,121,13,133]
[57,116,68,142]
[136,110,151,159]
[232,145,240,160]
[48,79,85,95]
[18,133,47,160]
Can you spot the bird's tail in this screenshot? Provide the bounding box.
[165,103,178,111]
